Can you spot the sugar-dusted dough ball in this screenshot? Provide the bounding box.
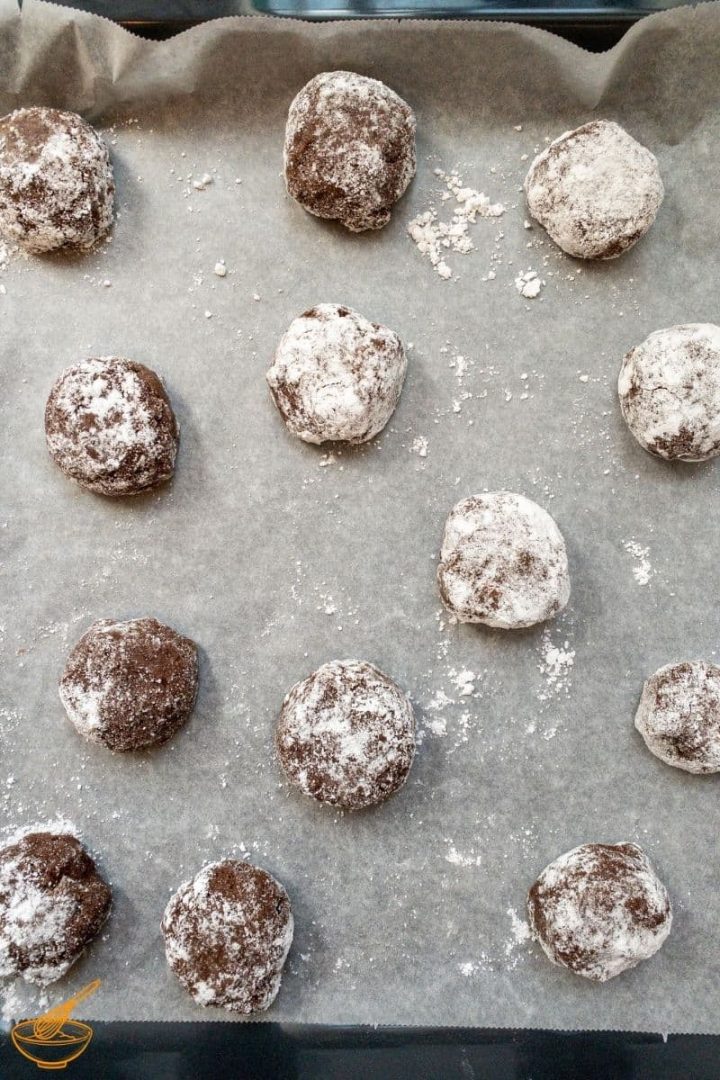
[45,356,179,496]
[437,492,570,629]
[528,842,672,982]
[618,324,720,461]
[162,860,293,1013]
[59,618,198,751]
[0,827,111,986]
[0,107,114,253]
[267,304,407,445]
[276,659,416,810]
[635,660,720,773]
[524,120,663,259]
[284,71,416,232]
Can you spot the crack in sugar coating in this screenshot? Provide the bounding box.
[284,71,416,232]
[45,356,179,496]
[0,829,111,987]
[618,324,720,461]
[266,303,407,445]
[524,120,663,260]
[437,492,570,629]
[635,660,720,773]
[0,107,114,253]
[527,843,671,982]
[276,659,416,810]
[161,860,293,1013]
[59,618,198,752]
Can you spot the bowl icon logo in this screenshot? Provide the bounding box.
[10,980,99,1070]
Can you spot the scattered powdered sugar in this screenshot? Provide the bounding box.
[445,843,482,868]
[410,435,429,458]
[623,540,653,585]
[537,630,575,700]
[407,168,505,279]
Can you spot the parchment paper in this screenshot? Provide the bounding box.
[1,0,720,1031]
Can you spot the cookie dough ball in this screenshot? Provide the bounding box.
[276,659,416,810]
[59,618,198,752]
[45,356,179,496]
[0,828,111,986]
[635,661,720,773]
[437,492,570,629]
[162,860,293,1013]
[267,304,407,445]
[0,107,114,254]
[618,324,720,461]
[284,71,416,232]
[524,120,663,259]
[528,842,672,982]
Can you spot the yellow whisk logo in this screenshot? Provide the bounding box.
[10,979,99,1070]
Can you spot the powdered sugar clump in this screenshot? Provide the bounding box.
[408,168,505,279]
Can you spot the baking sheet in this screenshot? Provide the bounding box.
[1,0,720,1031]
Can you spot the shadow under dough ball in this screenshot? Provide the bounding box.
[618,324,720,461]
[266,303,407,444]
[528,842,672,982]
[0,107,114,253]
[45,356,179,496]
[437,491,570,629]
[635,660,720,773]
[59,617,198,752]
[284,70,416,232]
[524,120,663,259]
[162,860,293,1014]
[276,659,416,811]
[0,828,111,986]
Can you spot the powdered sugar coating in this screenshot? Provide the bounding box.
[45,356,179,496]
[0,828,111,987]
[59,618,198,752]
[161,860,293,1014]
[635,661,720,773]
[276,659,416,810]
[618,324,720,461]
[267,304,407,445]
[524,120,663,260]
[284,71,416,232]
[437,492,570,629]
[528,843,672,982]
[0,107,113,253]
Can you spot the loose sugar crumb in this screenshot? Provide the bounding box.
[623,540,653,586]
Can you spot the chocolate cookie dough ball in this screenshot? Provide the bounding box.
[0,828,111,986]
[0,107,114,253]
[437,492,570,629]
[267,304,407,445]
[635,661,720,773]
[162,860,293,1013]
[524,120,663,259]
[528,842,672,982]
[59,618,198,752]
[276,659,416,810]
[45,356,179,496]
[618,324,720,461]
[284,71,416,232]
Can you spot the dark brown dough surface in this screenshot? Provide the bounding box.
[276,659,416,811]
[284,71,416,232]
[161,860,293,1013]
[0,829,111,986]
[0,107,114,253]
[45,356,179,496]
[59,617,198,752]
[528,842,672,982]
